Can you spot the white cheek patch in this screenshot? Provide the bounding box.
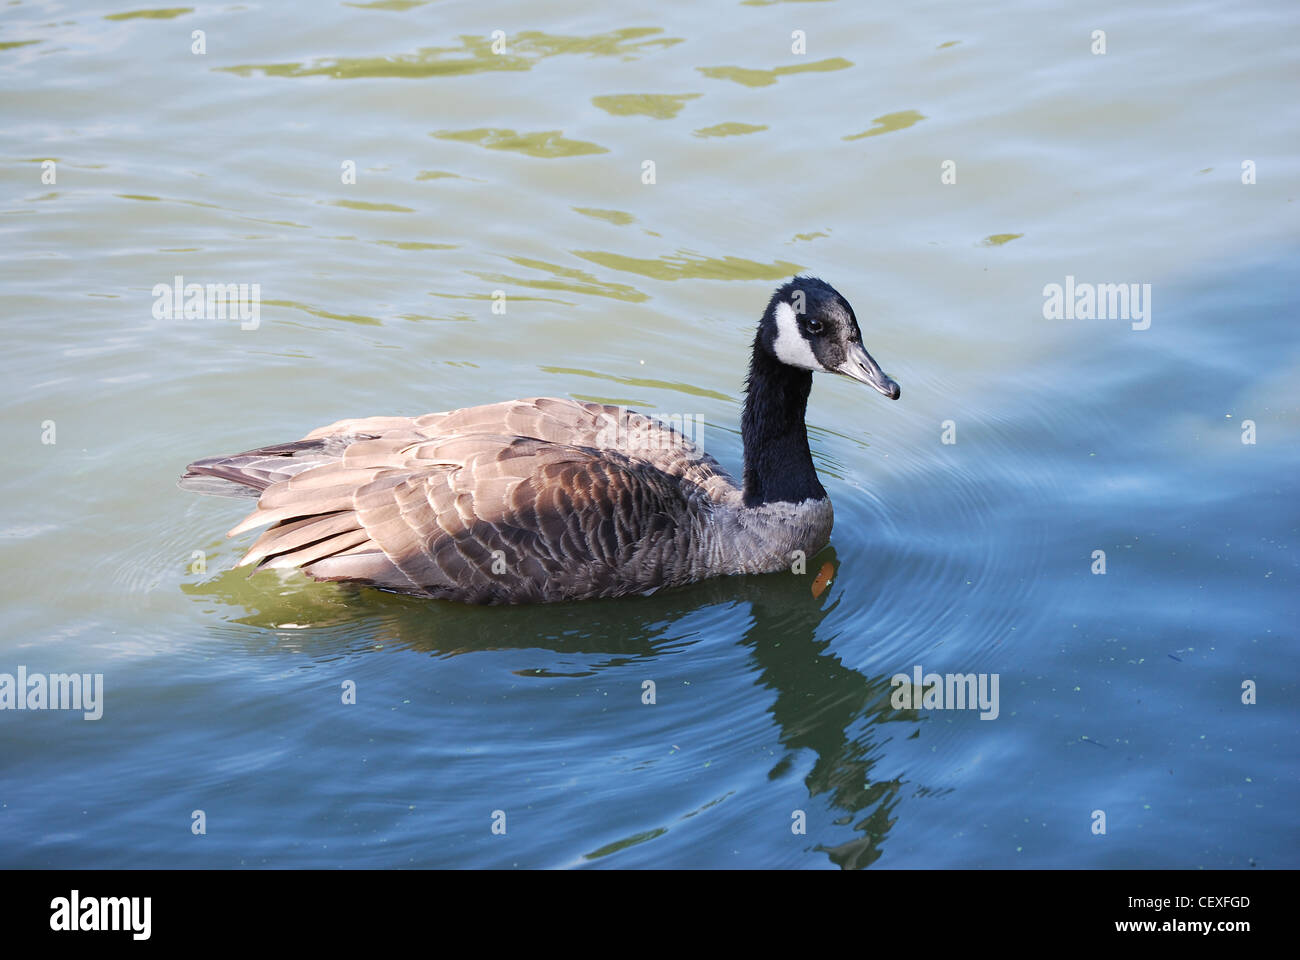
[772,301,827,371]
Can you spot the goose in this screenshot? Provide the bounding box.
[180,276,900,604]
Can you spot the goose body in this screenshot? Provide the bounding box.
[181,277,899,604]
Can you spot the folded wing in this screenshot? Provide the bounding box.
[182,399,734,603]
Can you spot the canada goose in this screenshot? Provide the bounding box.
[180,277,900,604]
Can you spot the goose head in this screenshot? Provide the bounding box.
[758,276,900,400]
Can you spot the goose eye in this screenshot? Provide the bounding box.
[806,317,823,334]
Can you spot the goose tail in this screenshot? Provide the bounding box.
[178,435,361,500]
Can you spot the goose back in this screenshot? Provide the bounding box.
[182,398,829,604]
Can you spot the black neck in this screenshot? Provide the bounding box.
[741,341,826,506]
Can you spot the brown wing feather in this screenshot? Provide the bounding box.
[204,398,738,603]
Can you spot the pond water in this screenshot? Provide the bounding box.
[0,0,1296,868]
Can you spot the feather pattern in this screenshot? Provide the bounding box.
[181,399,828,603]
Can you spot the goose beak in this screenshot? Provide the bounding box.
[839,341,900,400]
